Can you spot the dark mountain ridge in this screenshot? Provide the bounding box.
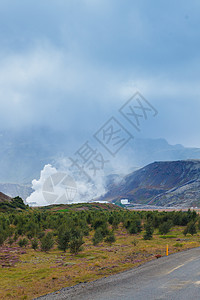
[102,160,200,208]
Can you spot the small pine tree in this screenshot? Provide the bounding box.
[69,237,84,254]
[31,238,38,250]
[18,237,28,248]
[68,227,84,255]
[187,221,197,236]
[41,232,54,252]
[58,229,71,252]
[159,221,172,235]
[183,227,188,236]
[183,221,197,236]
[143,223,154,240]
[92,228,104,246]
[105,231,116,245]
[128,222,138,234]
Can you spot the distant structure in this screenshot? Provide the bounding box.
[121,199,130,205]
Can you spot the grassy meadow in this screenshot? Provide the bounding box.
[0,203,200,299]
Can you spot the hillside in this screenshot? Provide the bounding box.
[36,202,123,212]
[0,191,11,202]
[102,160,200,208]
[0,195,28,212]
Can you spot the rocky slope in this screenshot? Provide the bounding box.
[0,192,11,203]
[102,160,200,208]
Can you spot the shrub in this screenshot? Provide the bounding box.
[143,223,154,240]
[174,242,183,247]
[38,231,45,239]
[159,221,172,235]
[93,218,106,230]
[69,237,84,254]
[92,228,104,246]
[128,222,138,234]
[58,229,71,252]
[41,232,54,252]
[0,234,5,246]
[183,221,197,236]
[95,224,109,238]
[31,238,39,250]
[18,237,28,248]
[69,227,84,254]
[187,221,197,236]
[105,231,116,245]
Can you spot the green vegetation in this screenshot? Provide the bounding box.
[0,204,200,299]
[0,196,28,212]
[41,232,54,252]
[143,222,154,240]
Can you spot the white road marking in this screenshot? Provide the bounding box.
[166,263,185,274]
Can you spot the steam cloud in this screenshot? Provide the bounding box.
[26,163,107,206]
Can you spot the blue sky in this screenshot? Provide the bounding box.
[0,0,200,147]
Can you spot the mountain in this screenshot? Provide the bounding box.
[1,126,200,204]
[0,183,33,201]
[102,160,200,208]
[0,192,11,203]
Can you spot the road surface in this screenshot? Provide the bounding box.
[37,247,200,300]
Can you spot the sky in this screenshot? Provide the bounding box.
[0,0,200,148]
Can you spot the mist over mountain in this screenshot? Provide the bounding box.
[0,127,75,184]
[1,127,200,184]
[1,127,200,204]
[0,183,33,201]
[102,160,200,208]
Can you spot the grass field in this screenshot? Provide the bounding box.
[0,224,200,299]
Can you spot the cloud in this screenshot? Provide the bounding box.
[0,0,200,149]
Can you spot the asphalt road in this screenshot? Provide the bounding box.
[37,247,200,300]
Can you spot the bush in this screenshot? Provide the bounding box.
[69,227,84,254]
[58,229,71,252]
[124,218,141,234]
[41,232,54,252]
[105,231,116,245]
[143,223,154,240]
[0,234,5,246]
[174,242,183,247]
[31,238,39,250]
[128,222,138,234]
[18,237,28,248]
[93,218,106,230]
[94,224,109,238]
[92,228,104,246]
[183,221,197,236]
[69,237,84,254]
[159,221,172,235]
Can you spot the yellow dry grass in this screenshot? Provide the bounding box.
[0,224,200,299]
